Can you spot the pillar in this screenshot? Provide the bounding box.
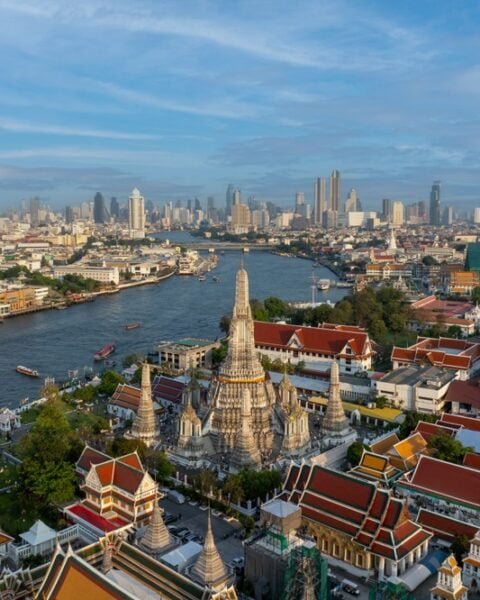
[378,557,385,580]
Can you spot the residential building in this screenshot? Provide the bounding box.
[391,201,404,225]
[254,322,374,374]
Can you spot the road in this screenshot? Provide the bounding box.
[159,497,244,565]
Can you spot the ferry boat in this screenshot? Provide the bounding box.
[177,251,200,275]
[317,279,331,291]
[337,281,353,288]
[16,365,40,378]
[198,274,206,281]
[124,322,142,331]
[94,343,115,361]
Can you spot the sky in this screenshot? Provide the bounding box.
[0,0,479,211]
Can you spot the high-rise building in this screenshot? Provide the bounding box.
[344,188,359,213]
[233,189,241,206]
[418,200,427,221]
[29,197,40,226]
[93,192,108,224]
[382,198,392,222]
[474,208,480,224]
[443,205,453,226]
[110,197,119,220]
[429,181,441,226]
[225,184,234,217]
[314,177,326,225]
[128,187,145,238]
[329,170,340,212]
[391,201,404,225]
[65,205,74,224]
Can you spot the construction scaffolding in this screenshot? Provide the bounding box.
[281,545,328,600]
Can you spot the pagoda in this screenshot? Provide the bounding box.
[278,372,311,457]
[190,510,232,592]
[131,361,158,446]
[321,360,355,447]
[141,500,172,554]
[230,389,261,471]
[209,263,275,454]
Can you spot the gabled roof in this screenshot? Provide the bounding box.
[253,321,371,357]
[444,379,480,409]
[414,421,455,442]
[110,383,141,410]
[93,460,145,494]
[416,508,479,543]
[398,455,480,510]
[20,520,56,546]
[283,464,431,561]
[439,413,480,432]
[65,503,128,533]
[76,445,111,473]
[349,451,402,486]
[152,375,185,404]
[370,432,400,455]
[463,452,480,470]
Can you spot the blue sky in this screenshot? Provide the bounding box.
[0,0,479,210]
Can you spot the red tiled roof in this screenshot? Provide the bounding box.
[152,375,185,404]
[414,421,455,442]
[401,455,480,509]
[444,379,480,409]
[440,413,480,432]
[111,383,141,409]
[416,508,479,542]
[286,464,430,561]
[254,321,371,357]
[463,452,480,470]
[66,503,128,533]
[391,336,480,371]
[117,452,143,470]
[76,446,110,473]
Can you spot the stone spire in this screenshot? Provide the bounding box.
[101,536,113,573]
[191,510,229,591]
[280,372,311,457]
[323,360,349,434]
[210,263,275,455]
[176,392,205,460]
[131,361,157,446]
[141,500,172,553]
[230,389,261,471]
[430,555,468,600]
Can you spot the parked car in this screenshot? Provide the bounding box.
[341,580,360,596]
[164,513,179,525]
[167,490,186,504]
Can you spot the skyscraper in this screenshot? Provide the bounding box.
[382,198,392,222]
[110,197,119,220]
[29,197,40,226]
[329,170,340,212]
[93,192,108,224]
[391,201,404,225]
[65,205,74,224]
[128,187,145,238]
[429,181,441,226]
[225,184,234,217]
[313,177,326,225]
[344,188,359,213]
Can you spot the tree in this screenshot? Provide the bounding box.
[472,287,480,305]
[98,370,125,396]
[238,469,282,501]
[264,296,286,320]
[451,533,470,564]
[422,255,438,266]
[193,469,218,496]
[21,459,75,505]
[427,432,473,464]
[211,343,228,367]
[153,451,175,483]
[346,441,369,467]
[250,299,268,321]
[446,325,462,338]
[398,411,436,439]
[219,315,231,335]
[122,353,142,368]
[109,438,148,461]
[223,474,245,505]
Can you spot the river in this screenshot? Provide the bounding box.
[0,232,347,408]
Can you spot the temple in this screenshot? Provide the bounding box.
[209,263,275,457]
[277,372,311,457]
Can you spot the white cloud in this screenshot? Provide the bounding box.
[0,117,157,140]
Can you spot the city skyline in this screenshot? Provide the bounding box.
[0,1,479,208]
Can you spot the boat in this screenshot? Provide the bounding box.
[317,279,330,291]
[198,275,206,281]
[105,359,116,368]
[16,365,40,378]
[125,322,142,331]
[94,343,116,361]
[336,281,353,288]
[212,276,220,283]
[177,251,201,275]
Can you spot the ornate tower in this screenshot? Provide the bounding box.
[230,389,261,471]
[176,394,205,460]
[279,373,311,457]
[210,263,275,454]
[322,360,352,446]
[430,555,468,600]
[131,362,158,446]
[191,510,231,592]
[141,500,172,554]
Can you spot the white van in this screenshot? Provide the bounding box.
[167,490,186,504]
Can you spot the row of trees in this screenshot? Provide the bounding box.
[0,265,100,294]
